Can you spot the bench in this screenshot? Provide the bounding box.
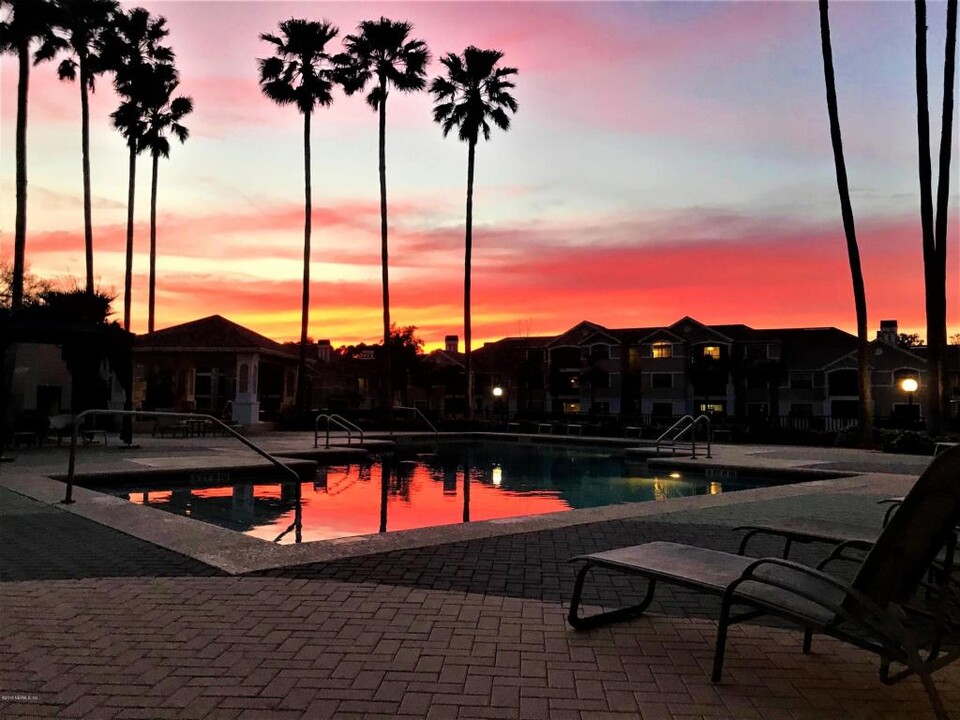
[624,426,642,438]
[81,429,108,446]
[12,431,38,448]
[565,424,582,436]
[537,422,552,434]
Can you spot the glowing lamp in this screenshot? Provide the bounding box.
[900,378,919,393]
[492,386,504,398]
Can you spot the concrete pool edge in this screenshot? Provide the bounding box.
[0,460,909,576]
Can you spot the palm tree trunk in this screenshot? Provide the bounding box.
[148,151,159,333]
[379,78,392,413]
[123,143,137,332]
[295,109,312,413]
[928,0,958,434]
[464,138,476,421]
[80,60,95,297]
[819,0,874,445]
[916,0,941,435]
[12,42,29,311]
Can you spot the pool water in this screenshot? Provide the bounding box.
[97,442,806,544]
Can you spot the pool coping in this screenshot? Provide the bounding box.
[1,437,913,576]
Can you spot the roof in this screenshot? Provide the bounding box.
[770,327,859,370]
[134,315,298,358]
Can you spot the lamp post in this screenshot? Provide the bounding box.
[492,386,504,424]
[901,377,919,426]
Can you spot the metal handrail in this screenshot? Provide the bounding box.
[391,405,439,435]
[655,414,712,458]
[314,413,364,448]
[62,409,300,504]
[656,415,694,454]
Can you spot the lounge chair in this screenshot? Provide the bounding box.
[567,444,960,719]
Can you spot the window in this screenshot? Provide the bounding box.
[569,375,580,389]
[789,372,813,389]
[651,342,672,358]
[703,345,720,360]
[827,369,858,396]
[610,346,621,359]
[627,348,641,373]
[590,344,609,360]
[831,399,859,419]
[592,401,610,414]
[563,402,581,414]
[745,344,767,360]
[651,373,672,389]
[699,402,724,415]
[589,372,609,389]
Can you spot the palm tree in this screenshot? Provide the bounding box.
[0,0,61,311]
[818,0,873,445]
[430,47,517,421]
[258,18,339,412]
[106,6,172,331]
[338,17,429,413]
[35,0,118,298]
[140,67,192,333]
[916,0,957,435]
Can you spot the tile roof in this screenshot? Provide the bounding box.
[134,315,297,358]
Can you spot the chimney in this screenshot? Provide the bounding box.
[317,339,332,362]
[445,334,459,353]
[877,320,898,346]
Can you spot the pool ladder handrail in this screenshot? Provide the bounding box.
[314,413,364,449]
[655,414,712,459]
[391,405,440,435]
[62,409,300,504]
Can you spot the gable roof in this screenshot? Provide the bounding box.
[771,327,859,370]
[134,315,297,358]
[667,316,734,344]
[547,321,609,348]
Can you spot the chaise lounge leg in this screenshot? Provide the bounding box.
[712,587,737,682]
[919,670,949,720]
[567,562,657,630]
[802,629,813,654]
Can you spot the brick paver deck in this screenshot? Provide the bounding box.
[2,441,959,719]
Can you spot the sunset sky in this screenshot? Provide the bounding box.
[1,0,958,349]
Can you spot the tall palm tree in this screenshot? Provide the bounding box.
[338,17,429,413]
[916,0,957,435]
[140,67,192,333]
[35,0,118,297]
[430,47,517,421]
[258,18,339,413]
[0,0,61,311]
[106,6,172,331]
[818,0,873,445]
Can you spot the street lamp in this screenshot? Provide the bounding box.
[492,386,505,423]
[901,377,919,424]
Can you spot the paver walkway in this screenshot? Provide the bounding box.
[2,440,959,718]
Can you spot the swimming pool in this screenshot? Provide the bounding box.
[92,441,811,544]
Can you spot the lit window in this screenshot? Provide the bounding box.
[703,346,720,360]
[652,342,672,358]
[564,402,581,414]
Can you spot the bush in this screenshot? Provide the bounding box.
[877,429,936,455]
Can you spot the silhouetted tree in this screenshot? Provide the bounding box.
[140,67,192,333]
[818,0,873,445]
[259,18,340,412]
[0,0,61,310]
[897,332,924,349]
[430,47,518,421]
[916,0,957,435]
[338,18,429,412]
[36,0,118,297]
[106,6,173,332]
